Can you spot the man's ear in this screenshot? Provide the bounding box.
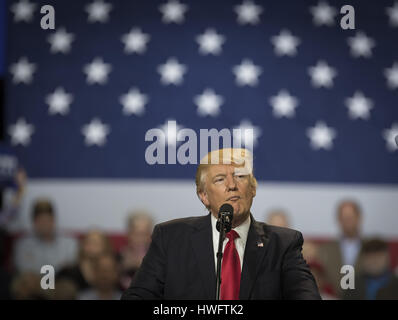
[251,186,256,198]
[198,191,210,207]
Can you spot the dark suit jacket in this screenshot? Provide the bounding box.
[121,213,321,300]
[317,239,364,298]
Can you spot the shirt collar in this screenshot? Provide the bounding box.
[211,212,251,244]
[341,237,361,244]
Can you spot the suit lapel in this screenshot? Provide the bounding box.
[190,213,216,299]
[239,216,269,300]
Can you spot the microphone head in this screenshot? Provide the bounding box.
[218,203,234,217]
[216,203,234,232]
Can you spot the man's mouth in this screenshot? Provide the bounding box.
[227,196,240,201]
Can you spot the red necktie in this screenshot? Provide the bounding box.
[220,230,241,300]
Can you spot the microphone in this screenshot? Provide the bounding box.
[215,203,234,299]
[216,203,234,233]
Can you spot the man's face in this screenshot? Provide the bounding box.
[33,213,55,240]
[94,256,118,290]
[199,164,256,227]
[83,233,107,259]
[128,219,153,249]
[338,204,361,238]
[268,213,289,228]
[362,251,389,276]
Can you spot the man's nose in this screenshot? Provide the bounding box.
[226,175,238,191]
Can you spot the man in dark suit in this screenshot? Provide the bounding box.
[317,200,365,298]
[121,148,321,300]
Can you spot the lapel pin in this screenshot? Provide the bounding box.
[257,242,263,247]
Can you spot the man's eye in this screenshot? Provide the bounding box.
[214,178,224,183]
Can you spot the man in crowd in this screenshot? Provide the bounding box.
[14,198,78,274]
[344,238,398,300]
[266,209,290,228]
[78,253,122,300]
[119,210,154,290]
[317,200,365,298]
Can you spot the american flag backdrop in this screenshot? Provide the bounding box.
[2,0,398,234]
[4,0,398,182]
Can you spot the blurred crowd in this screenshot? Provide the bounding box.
[266,204,398,300]
[0,170,397,300]
[0,198,154,300]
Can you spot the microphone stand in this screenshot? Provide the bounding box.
[215,221,226,300]
[215,213,232,300]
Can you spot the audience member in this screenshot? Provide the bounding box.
[317,199,365,298]
[78,253,121,300]
[302,240,320,265]
[10,272,49,300]
[344,238,398,300]
[308,261,337,300]
[49,278,78,300]
[119,210,153,290]
[0,167,26,227]
[57,229,113,291]
[13,198,78,274]
[265,209,290,228]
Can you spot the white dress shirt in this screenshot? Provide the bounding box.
[340,237,361,266]
[14,233,78,273]
[211,214,251,273]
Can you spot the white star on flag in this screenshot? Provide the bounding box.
[9,57,36,84]
[194,89,224,117]
[384,62,398,89]
[158,58,187,85]
[120,88,148,116]
[386,2,398,27]
[121,28,151,54]
[310,1,337,26]
[269,90,299,118]
[271,30,301,57]
[345,91,373,120]
[234,0,263,25]
[10,0,36,23]
[196,29,225,55]
[82,118,110,146]
[382,123,398,152]
[233,120,261,147]
[85,0,112,23]
[159,0,188,24]
[45,87,73,115]
[233,59,262,86]
[8,118,35,146]
[83,58,112,85]
[347,32,376,58]
[47,28,75,54]
[308,60,337,88]
[307,121,336,150]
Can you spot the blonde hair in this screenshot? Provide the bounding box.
[195,148,257,197]
[126,210,154,231]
